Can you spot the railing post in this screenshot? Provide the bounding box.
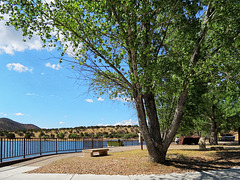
[56,138,58,154]
[23,138,26,159]
[83,137,85,149]
[0,138,2,163]
[75,138,77,152]
[92,137,94,149]
[40,138,42,156]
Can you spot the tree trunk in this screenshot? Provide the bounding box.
[199,137,207,150]
[209,102,218,145]
[163,89,188,148]
[134,93,166,163]
[144,92,162,145]
[134,89,188,164]
[209,118,218,145]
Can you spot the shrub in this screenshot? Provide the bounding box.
[68,133,78,138]
[57,132,65,139]
[39,131,45,138]
[84,132,89,137]
[6,133,15,139]
[17,132,24,136]
[43,135,49,139]
[0,131,5,136]
[25,133,34,138]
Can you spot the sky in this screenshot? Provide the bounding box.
[0,18,138,129]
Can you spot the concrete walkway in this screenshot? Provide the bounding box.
[1,164,240,180]
[1,145,240,180]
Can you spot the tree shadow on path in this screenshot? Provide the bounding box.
[165,150,240,172]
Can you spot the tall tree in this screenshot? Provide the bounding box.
[1,0,239,163]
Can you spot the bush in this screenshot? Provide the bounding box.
[43,135,49,139]
[39,131,45,138]
[84,132,89,137]
[103,134,108,138]
[68,133,78,138]
[0,131,5,136]
[18,132,24,136]
[25,133,34,138]
[6,133,15,139]
[57,132,65,139]
[121,133,138,139]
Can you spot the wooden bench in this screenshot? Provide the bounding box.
[82,148,109,157]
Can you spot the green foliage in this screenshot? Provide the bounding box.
[39,131,45,138]
[0,131,5,136]
[122,133,138,139]
[83,132,89,137]
[57,132,65,139]
[43,135,49,139]
[6,133,15,139]
[25,132,34,139]
[68,133,78,138]
[17,132,24,136]
[1,0,239,162]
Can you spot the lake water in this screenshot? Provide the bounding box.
[0,139,144,163]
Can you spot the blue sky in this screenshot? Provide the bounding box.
[0,18,138,129]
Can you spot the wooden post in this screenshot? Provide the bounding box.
[140,136,143,150]
[139,133,143,150]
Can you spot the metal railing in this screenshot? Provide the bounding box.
[103,139,145,147]
[0,137,103,163]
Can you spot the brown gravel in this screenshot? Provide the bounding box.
[27,148,240,175]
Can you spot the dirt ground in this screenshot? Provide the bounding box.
[26,144,240,175]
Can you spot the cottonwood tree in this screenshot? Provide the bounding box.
[177,41,240,144]
[1,0,239,163]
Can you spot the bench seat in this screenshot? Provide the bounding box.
[82,148,109,157]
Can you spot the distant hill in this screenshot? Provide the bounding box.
[0,118,40,131]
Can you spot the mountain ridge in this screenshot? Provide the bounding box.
[0,117,40,131]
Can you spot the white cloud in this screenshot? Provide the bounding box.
[26,93,39,96]
[6,63,33,72]
[97,97,104,101]
[14,112,24,116]
[59,121,64,124]
[97,123,110,126]
[111,92,133,103]
[97,119,138,126]
[41,73,46,75]
[115,119,138,126]
[45,62,62,70]
[112,97,132,103]
[85,99,93,103]
[0,15,42,55]
[0,112,8,117]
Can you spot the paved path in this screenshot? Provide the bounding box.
[1,145,240,180]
